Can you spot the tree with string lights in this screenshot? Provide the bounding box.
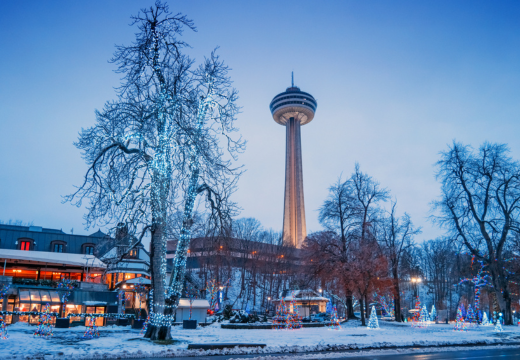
[66,1,243,340]
[433,142,520,325]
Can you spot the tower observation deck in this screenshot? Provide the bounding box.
[269,78,317,248]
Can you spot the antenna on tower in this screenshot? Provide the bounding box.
[291,71,294,87]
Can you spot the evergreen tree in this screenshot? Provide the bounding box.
[494,313,503,332]
[329,305,341,330]
[368,306,379,329]
[466,305,476,326]
[430,305,437,323]
[453,304,467,331]
[482,312,491,326]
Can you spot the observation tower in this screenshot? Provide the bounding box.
[269,75,317,248]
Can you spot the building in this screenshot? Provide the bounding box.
[270,75,317,248]
[272,289,329,317]
[0,224,151,325]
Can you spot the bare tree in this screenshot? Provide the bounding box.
[66,2,243,340]
[379,202,420,322]
[433,142,520,324]
[351,163,390,242]
[318,177,359,319]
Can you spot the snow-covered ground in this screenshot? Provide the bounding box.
[1,320,520,359]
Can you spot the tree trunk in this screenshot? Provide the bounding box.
[491,263,512,325]
[345,292,358,319]
[359,297,366,326]
[145,224,172,341]
[364,293,369,319]
[393,267,402,322]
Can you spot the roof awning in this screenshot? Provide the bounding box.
[0,249,105,268]
[18,289,61,304]
[125,277,151,285]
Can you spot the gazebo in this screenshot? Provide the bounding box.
[272,289,329,317]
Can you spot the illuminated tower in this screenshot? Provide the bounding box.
[269,75,317,248]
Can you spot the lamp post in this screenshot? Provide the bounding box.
[411,277,422,298]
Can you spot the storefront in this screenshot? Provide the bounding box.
[84,302,106,326]
[15,288,61,324]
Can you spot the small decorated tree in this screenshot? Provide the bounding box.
[466,305,476,326]
[328,305,341,330]
[453,304,467,331]
[367,306,379,329]
[430,305,437,323]
[288,298,302,330]
[413,305,430,328]
[482,311,490,326]
[494,313,503,332]
[83,317,100,339]
[412,296,421,323]
[34,303,53,338]
[272,299,288,330]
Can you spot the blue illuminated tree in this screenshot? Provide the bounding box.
[67,2,243,340]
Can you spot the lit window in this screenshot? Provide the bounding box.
[53,244,63,253]
[129,249,138,257]
[20,241,31,251]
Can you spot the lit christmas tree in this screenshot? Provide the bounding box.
[367,306,379,329]
[0,315,8,340]
[466,304,476,326]
[453,304,467,331]
[328,305,341,330]
[83,317,100,339]
[412,296,421,323]
[34,303,53,338]
[430,305,437,323]
[413,305,430,328]
[288,298,302,330]
[482,311,491,326]
[494,313,503,332]
[272,299,288,330]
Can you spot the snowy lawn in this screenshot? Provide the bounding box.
[2,320,520,359]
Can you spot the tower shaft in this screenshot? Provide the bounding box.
[283,117,307,248]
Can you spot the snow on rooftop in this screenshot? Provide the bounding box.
[0,249,106,268]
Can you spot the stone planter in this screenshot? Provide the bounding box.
[183,319,197,329]
[132,318,145,329]
[55,318,70,328]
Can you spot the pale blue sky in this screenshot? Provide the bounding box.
[1,1,520,241]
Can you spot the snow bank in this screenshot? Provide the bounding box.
[1,320,519,359]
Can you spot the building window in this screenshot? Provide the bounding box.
[85,246,94,255]
[20,241,31,251]
[50,241,66,253]
[129,249,138,257]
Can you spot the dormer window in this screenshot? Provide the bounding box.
[85,246,94,255]
[20,241,31,251]
[129,249,138,257]
[50,240,67,253]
